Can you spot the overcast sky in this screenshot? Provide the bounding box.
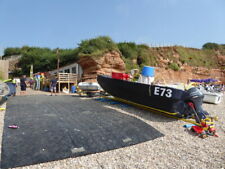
[0,0,225,55]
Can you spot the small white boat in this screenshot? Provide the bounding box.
[157,83,223,104]
[201,90,223,104]
[0,82,9,104]
[78,82,101,91]
[0,82,9,96]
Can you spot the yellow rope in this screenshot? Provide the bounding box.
[102,96,201,126]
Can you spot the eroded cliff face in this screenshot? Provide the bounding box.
[78,50,225,83]
[216,52,225,67]
[78,51,125,82]
[155,66,225,84]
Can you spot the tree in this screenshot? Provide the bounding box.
[59,48,79,66]
[17,47,57,74]
[3,47,22,57]
[202,43,219,50]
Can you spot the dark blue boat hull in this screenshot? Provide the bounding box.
[97,75,207,119]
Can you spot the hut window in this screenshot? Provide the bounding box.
[72,67,76,73]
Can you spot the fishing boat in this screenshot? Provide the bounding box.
[97,66,219,137]
[97,73,209,122]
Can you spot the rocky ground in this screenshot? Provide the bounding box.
[0,89,224,169]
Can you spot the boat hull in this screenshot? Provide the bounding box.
[97,75,190,115]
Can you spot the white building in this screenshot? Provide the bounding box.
[49,63,83,80]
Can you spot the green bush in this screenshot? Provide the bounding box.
[117,42,138,59]
[168,63,180,71]
[137,45,157,66]
[78,36,118,57]
[202,43,219,50]
[202,43,225,55]
[118,42,157,71]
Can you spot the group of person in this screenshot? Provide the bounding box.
[198,83,225,93]
[29,74,45,91]
[19,74,58,96]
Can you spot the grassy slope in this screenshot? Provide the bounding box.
[176,46,218,68]
[123,46,221,72]
[82,45,222,73]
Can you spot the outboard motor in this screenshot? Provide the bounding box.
[183,87,209,123]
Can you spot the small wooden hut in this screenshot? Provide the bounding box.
[57,73,77,92]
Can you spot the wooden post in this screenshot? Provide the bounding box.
[58,73,60,92]
[76,64,79,80]
[57,48,60,73]
[56,48,60,93]
[68,73,70,92]
[68,83,70,93]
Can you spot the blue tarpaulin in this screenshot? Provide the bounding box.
[190,78,217,83]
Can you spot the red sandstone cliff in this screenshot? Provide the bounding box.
[78,51,125,82]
